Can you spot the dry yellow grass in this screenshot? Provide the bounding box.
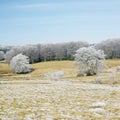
[0,79,120,119]
[0,59,120,79]
[0,62,10,73]
[29,59,120,83]
[106,59,120,68]
[30,60,77,78]
[0,59,120,119]
[0,62,14,77]
[30,59,120,75]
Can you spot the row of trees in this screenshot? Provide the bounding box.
[9,46,105,75]
[5,41,88,63]
[0,45,12,53]
[0,45,12,61]
[96,39,120,59]
[0,39,120,62]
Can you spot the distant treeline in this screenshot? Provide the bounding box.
[0,45,12,53]
[4,41,88,63]
[95,39,120,59]
[0,39,120,63]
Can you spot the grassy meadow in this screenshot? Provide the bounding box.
[0,59,120,83]
[0,59,120,119]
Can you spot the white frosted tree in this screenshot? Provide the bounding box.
[96,39,120,58]
[74,46,105,76]
[5,47,23,63]
[10,53,30,73]
[0,51,4,60]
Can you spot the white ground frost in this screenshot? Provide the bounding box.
[0,79,120,119]
[91,102,106,107]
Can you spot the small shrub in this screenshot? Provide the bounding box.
[116,66,120,72]
[44,71,64,80]
[108,70,116,84]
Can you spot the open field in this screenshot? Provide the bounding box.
[0,80,120,120]
[0,59,120,83]
[0,59,120,119]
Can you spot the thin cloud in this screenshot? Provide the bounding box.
[16,3,54,9]
[15,1,120,10]
[0,1,120,10]
[1,14,120,25]
[15,2,86,10]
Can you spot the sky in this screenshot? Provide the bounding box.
[0,0,120,45]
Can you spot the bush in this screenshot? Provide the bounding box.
[116,66,120,72]
[74,46,105,76]
[44,71,64,80]
[10,53,30,73]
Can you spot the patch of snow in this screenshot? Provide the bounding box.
[91,101,106,107]
[93,113,102,118]
[89,108,106,113]
[116,66,120,71]
[46,116,54,120]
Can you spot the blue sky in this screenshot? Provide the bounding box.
[0,0,120,45]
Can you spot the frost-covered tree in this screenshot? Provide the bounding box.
[74,46,105,76]
[10,53,30,73]
[0,45,12,53]
[0,51,4,60]
[5,47,23,63]
[5,41,88,63]
[96,39,120,59]
[22,45,41,63]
